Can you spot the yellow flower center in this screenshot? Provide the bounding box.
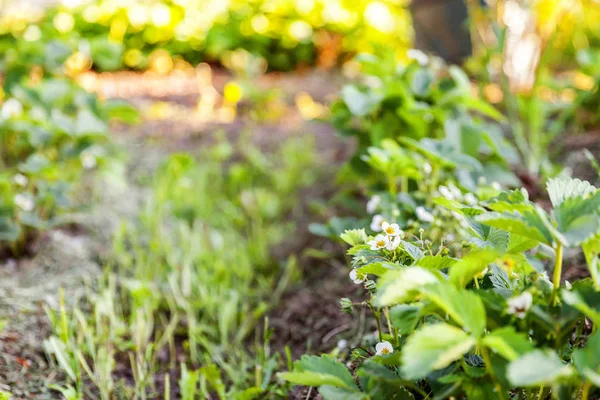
[381,348,390,354]
[376,240,385,247]
[385,227,394,234]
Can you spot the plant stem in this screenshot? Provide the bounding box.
[388,174,397,197]
[481,346,507,400]
[537,386,545,400]
[551,243,563,306]
[581,381,592,400]
[368,302,383,342]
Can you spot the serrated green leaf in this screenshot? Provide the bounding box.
[357,361,414,400]
[476,212,550,245]
[470,226,510,252]
[487,189,531,212]
[356,262,400,277]
[434,197,485,216]
[573,331,600,386]
[415,255,458,270]
[482,327,535,361]
[507,350,573,386]
[553,191,600,232]
[507,234,539,253]
[401,240,423,261]
[582,235,600,289]
[389,304,421,335]
[422,282,486,336]
[376,267,439,306]
[340,229,367,246]
[562,216,600,246]
[401,323,475,380]
[280,355,356,390]
[318,386,365,400]
[547,177,597,208]
[449,249,499,288]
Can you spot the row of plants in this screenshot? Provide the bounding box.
[281,46,600,398]
[43,136,319,399]
[0,57,137,256]
[1,0,411,73]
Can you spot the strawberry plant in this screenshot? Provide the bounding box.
[0,79,137,254]
[282,177,600,399]
[331,50,518,186]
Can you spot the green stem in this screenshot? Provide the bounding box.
[369,303,383,342]
[388,173,397,198]
[551,243,563,306]
[481,346,507,400]
[537,386,545,400]
[581,381,592,400]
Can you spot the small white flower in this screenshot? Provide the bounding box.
[368,234,387,251]
[492,181,502,191]
[14,193,34,211]
[81,152,97,170]
[464,193,478,205]
[366,195,381,214]
[477,176,487,185]
[13,174,28,187]
[384,235,401,251]
[565,281,572,290]
[370,214,385,232]
[337,339,348,350]
[407,49,429,66]
[507,292,533,319]
[415,206,434,223]
[447,183,463,200]
[381,221,402,237]
[1,98,23,119]
[349,269,366,284]
[375,341,394,355]
[423,162,432,175]
[438,185,454,200]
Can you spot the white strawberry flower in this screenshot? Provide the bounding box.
[415,206,434,223]
[507,292,533,319]
[375,341,394,355]
[381,221,402,237]
[13,174,28,187]
[1,98,23,119]
[438,185,454,200]
[368,234,387,251]
[423,162,432,175]
[370,214,385,232]
[14,193,34,211]
[384,235,401,251]
[349,269,366,284]
[464,193,478,205]
[366,195,381,214]
[447,183,463,200]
